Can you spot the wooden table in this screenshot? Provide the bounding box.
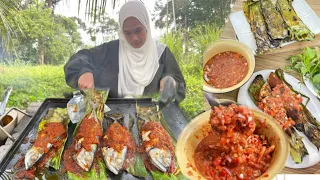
[205,0,320,175]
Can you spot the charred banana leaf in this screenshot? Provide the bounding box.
[261,0,288,43]
[286,127,308,164]
[24,108,69,170]
[248,74,266,106]
[136,104,186,180]
[277,0,314,41]
[245,0,271,54]
[301,104,320,130]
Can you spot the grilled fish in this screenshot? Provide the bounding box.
[277,0,314,41]
[245,1,271,54]
[101,122,136,175]
[24,108,68,170]
[261,0,288,42]
[141,122,174,173]
[74,115,103,171]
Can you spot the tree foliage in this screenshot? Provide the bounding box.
[4,0,82,65]
[153,0,235,29]
[87,13,118,43]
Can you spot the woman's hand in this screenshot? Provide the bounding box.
[78,72,95,90]
[159,76,177,108]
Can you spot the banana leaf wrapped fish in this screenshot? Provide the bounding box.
[244,0,271,54]
[136,104,187,180]
[63,89,108,179]
[101,113,147,177]
[14,108,70,179]
[277,0,314,41]
[260,0,288,42]
[248,69,320,163]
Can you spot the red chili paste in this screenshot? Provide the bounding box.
[194,104,274,179]
[33,122,67,153]
[102,123,136,169]
[258,83,302,130]
[75,114,103,151]
[204,51,249,88]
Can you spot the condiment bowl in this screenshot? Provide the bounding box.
[0,110,18,141]
[203,39,255,93]
[176,104,289,180]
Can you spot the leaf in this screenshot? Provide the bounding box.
[300,66,308,75]
[126,152,148,177]
[312,74,320,85]
[289,56,299,65]
[67,159,108,180]
[293,62,303,70]
[304,47,316,61]
[150,171,178,180]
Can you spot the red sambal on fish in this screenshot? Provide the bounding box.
[63,114,103,175]
[141,122,176,173]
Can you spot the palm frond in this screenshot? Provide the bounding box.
[80,0,117,23]
[0,0,22,55]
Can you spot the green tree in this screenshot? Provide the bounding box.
[153,0,235,29]
[87,13,118,43]
[8,1,82,65]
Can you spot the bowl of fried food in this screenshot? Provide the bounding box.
[176,102,288,180]
[203,40,255,93]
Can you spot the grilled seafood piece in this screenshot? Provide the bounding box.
[277,0,314,41]
[102,146,127,174]
[24,108,68,170]
[248,69,320,163]
[248,73,306,163]
[261,0,288,41]
[245,0,271,54]
[73,115,103,171]
[141,122,175,173]
[25,143,53,170]
[75,144,97,171]
[101,122,135,175]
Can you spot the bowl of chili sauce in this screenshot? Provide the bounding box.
[176,103,289,180]
[203,40,255,93]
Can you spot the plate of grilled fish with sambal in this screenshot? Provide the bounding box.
[238,69,320,168]
[229,0,320,55]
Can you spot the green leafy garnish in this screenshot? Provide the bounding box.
[286,47,320,95]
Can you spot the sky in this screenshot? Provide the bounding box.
[54,0,163,45]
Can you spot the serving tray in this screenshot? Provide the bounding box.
[0,98,189,179]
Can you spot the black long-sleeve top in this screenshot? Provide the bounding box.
[64,40,186,102]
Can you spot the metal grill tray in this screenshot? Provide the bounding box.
[0,98,188,179]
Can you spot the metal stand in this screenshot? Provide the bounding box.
[0,107,32,142]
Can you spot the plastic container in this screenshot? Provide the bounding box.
[0,110,18,141]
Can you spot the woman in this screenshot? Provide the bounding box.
[64,1,186,104]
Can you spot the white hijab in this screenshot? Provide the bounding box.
[118,1,166,97]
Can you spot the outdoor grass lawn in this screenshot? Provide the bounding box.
[0,63,203,120]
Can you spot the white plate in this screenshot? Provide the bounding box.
[303,76,320,99]
[229,0,320,54]
[237,69,320,168]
